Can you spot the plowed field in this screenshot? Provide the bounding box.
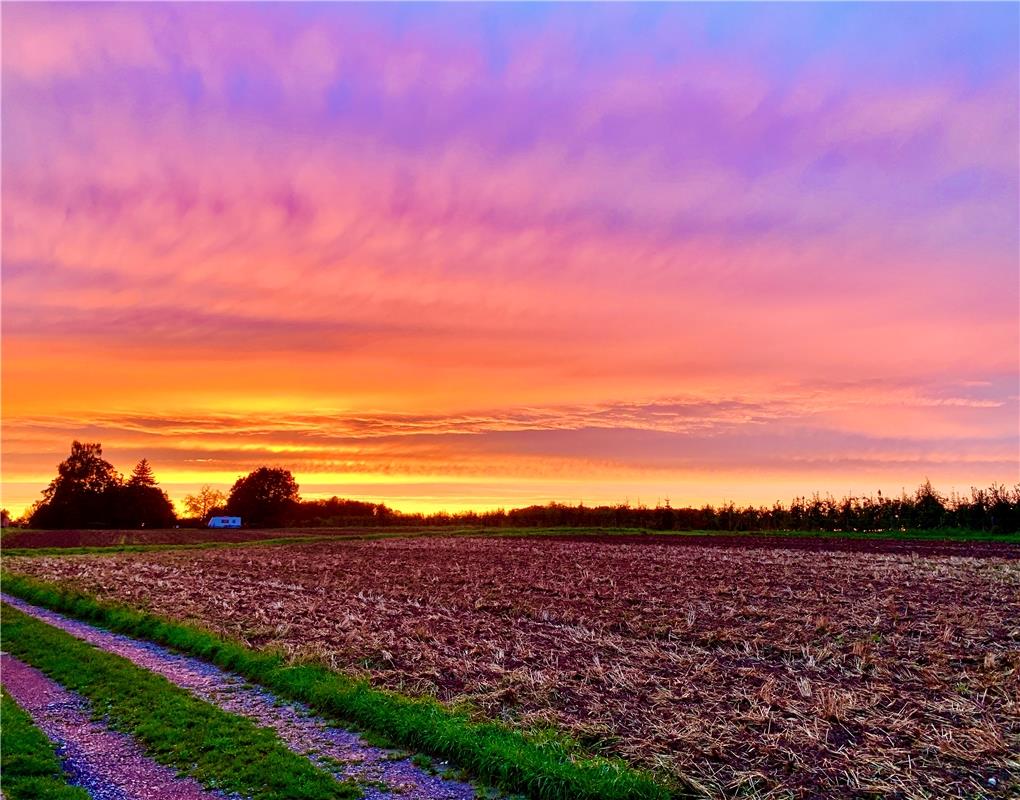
[1,527,375,549]
[8,536,1019,798]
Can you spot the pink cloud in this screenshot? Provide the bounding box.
[2,3,1016,515]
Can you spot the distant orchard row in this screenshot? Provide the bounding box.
[7,441,1019,533]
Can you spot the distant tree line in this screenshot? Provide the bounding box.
[16,441,1020,533]
[295,480,1020,534]
[209,479,1020,534]
[416,480,1020,534]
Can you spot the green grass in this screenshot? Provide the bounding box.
[1,602,358,800]
[1,573,680,800]
[0,689,90,800]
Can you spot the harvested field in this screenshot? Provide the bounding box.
[1,527,385,549]
[6,527,1016,558]
[8,536,1019,799]
[543,532,1020,559]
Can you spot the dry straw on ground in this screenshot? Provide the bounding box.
[10,535,1019,798]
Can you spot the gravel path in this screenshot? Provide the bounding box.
[1,595,482,800]
[0,652,226,800]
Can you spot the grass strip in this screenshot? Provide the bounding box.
[1,572,681,800]
[0,689,91,800]
[1,602,358,800]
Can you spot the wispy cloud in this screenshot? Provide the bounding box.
[2,3,1017,515]
[4,381,1016,513]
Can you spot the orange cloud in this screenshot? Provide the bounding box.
[2,4,1017,518]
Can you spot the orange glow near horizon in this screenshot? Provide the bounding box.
[2,4,1018,520]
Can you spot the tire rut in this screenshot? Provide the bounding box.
[0,652,230,800]
[1,594,483,800]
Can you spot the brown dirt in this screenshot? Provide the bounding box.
[5,527,1017,560]
[543,532,1020,559]
[1,527,373,549]
[8,536,1019,799]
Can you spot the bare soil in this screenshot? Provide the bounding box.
[1,527,370,549]
[543,532,1020,559]
[8,536,1019,799]
[5,527,1017,560]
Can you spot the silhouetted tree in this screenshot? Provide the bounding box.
[115,460,176,528]
[286,496,393,526]
[983,483,1019,533]
[183,486,228,522]
[29,441,123,528]
[226,467,300,526]
[912,479,946,529]
[654,500,675,531]
[128,458,157,487]
[335,481,1018,534]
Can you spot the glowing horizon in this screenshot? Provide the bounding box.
[2,3,1018,520]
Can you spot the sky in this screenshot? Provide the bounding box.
[2,2,1018,519]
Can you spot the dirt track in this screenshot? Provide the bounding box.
[2,594,479,800]
[0,653,222,800]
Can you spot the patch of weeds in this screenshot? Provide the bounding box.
[353,777,389,792]
[358,729,396,749]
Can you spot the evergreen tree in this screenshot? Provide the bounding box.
[118,459,176,528]
[128,458,157,487]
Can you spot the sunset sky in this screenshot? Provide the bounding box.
[2,3,1018,519]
